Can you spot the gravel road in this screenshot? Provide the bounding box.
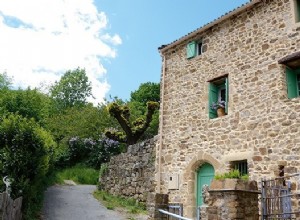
[42,185,127,220]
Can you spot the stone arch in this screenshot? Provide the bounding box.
[183,151,222,218]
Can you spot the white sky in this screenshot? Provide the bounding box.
[0,0,121,104]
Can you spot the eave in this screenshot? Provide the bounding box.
[158,0,262,54]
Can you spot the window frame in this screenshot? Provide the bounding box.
[286,66,300,99]
[293,0,300,23]
[186,40,204,59]
[196,41,203,56]
[231,160,248,176]
[208,75,229,119]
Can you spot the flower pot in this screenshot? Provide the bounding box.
[217,107,226,117]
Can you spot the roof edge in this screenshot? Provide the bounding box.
[159,0,262,53]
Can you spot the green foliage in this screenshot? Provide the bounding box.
[0,72,12,89]
[45,104,117,149]
[105,101,159,145]
[54,165,99,185]
[0,88,51,125]
[93,190,147,214]
[0,113,56,219]
[130,82,160,104]
[50,68,92,110]
[128,82,160,139]
[214,170,249,180]
[55,136,120,169]
[99,163,108,178]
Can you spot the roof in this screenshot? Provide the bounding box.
[158,0,262,53]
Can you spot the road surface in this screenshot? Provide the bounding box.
[42,185,127,220]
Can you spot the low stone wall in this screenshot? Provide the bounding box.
[200,179,260,220]
[99,136,157,204]
[0,193,22,220]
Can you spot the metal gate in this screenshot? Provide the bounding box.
[261,173,300,219]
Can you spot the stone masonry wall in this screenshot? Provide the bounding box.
[158,0,300,218]
[100,137,157,204]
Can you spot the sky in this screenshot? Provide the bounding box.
[0,0,249,104]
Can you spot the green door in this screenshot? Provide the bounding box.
[197,163,215,207]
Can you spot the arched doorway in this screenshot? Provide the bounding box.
[197,163,215,207]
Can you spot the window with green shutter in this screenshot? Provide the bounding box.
[187,40,204,59]
[286,67,300,99]
[187,41,196,59]
[208,76,229,119]
[295,0,300,22]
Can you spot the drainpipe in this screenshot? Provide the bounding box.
[158,54,166,194]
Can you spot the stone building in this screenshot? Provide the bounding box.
[156,0,300,218]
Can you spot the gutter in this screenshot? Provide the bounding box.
[159,0,261,53]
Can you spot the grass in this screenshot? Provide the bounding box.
[93,190,147,215]
[54,164,99,185]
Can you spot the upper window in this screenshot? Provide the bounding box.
[278,51,300,98]
[286,67,300,98]
[208,76,228,119]
[186,40,203,59]
[293,0,300,23]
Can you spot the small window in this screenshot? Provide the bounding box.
[197,41,203,56]
[286,67,300,99]
[231,160,248,176]
[186,40,204,59]
[294,0,300,23]
[208,76,229,119]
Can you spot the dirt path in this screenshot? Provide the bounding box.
[42,185,127,220]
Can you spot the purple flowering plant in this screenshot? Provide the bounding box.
[211,100,226,110]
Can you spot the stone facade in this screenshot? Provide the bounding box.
[157,0,300,218]
[100,137,157,204]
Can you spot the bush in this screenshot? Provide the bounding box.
[214,170,249,180]
[59,136,120,169]
[0,114,56,218]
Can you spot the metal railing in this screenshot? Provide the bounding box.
[261,173,300,220]
[158,209,192,220]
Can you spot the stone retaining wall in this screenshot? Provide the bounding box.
[0,193,22,220]
[99,136,158,204]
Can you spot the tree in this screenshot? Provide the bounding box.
[130,82,160,104]
[105,101,159,145]
[0,113,56,200]
[0,72,12,89]
[0,88,51,125]
[50,68,92,109]
[45,103,118,147]
[128,82,160,139]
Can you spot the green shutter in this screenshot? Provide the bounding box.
[225,77,229,114]
[186,41,196,59]
[297,0,300,22]
[286,67,298,99]
[209,83,218,119]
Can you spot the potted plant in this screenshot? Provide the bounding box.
[210,170,257,191]
[211,100,226,117]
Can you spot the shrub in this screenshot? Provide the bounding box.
[62,136,120,169]
[0,114,56,218]
[214,170,249,180]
